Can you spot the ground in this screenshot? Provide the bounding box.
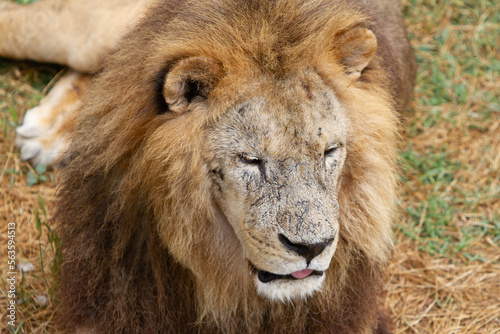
[0,0,499,333]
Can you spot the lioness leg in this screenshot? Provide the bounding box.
[16,70,91,166]
[1,0,150,166]
[0,0,150,72]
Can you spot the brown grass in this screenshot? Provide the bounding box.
[1,0,499,332]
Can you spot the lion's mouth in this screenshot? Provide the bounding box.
[254,266,324,283]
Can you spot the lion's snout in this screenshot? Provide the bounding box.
[278,233,334,265]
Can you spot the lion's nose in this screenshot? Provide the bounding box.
[278,234,334,264]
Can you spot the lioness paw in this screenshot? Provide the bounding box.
[15,70,90,166]
[16,129,70,167]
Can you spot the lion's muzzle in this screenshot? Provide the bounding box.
[257,268,324,283]
[278,233,334,265]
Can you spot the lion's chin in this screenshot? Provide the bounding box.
[254,272,326,302]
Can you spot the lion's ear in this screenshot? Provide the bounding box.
[337,28,377,81]
[163,57,222,114]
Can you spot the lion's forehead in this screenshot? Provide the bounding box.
[213,77,349,158]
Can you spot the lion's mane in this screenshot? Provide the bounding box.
[56,0,414,332]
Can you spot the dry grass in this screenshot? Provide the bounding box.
[1,62,61,333]
[0,0,499,333]
[387,0,500,332]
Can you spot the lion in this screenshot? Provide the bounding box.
[2,0,415,332]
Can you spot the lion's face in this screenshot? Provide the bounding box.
[204,69,348,301]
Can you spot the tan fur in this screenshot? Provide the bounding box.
[0,0,151,72]
[4,0,415,332]
[15,70,90,166]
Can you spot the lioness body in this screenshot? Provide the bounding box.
[2,0,415,332]
[0,0,150,72]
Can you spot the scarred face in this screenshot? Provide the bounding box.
[205,69,348,301]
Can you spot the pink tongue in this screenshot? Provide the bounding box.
[291,269,313,279]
